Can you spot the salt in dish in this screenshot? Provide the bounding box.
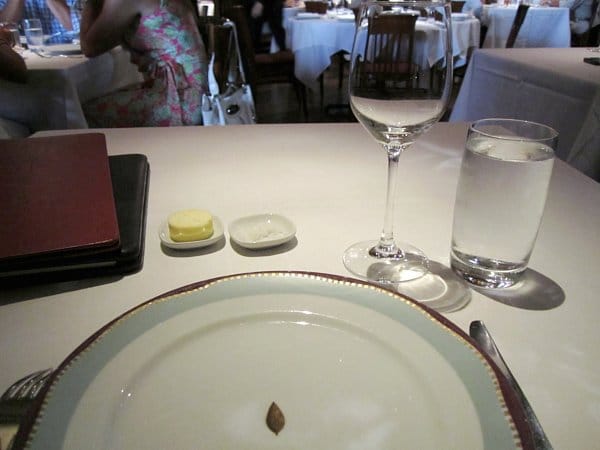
[229,214,296,249]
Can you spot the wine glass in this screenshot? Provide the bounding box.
[343,0,453,284]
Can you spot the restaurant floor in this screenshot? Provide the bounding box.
[253,57,461,124]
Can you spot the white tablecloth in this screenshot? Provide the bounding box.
[0,47,142,134]
[286,15,480,88]
[450,47,600,181]
[1,122,600,449]
[481,5,571,48]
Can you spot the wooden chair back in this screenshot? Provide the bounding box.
[225,4,308,119]
[304,1,328,14]
[451,1,466,13]
[505,3,529,48]
[225,4,258,89]
[355,14,418,90]
[207,22,236,92]
[589,0,600,45]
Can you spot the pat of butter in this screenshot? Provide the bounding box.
[168,209,214,242]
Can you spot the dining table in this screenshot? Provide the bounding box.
[0,45,142,134]
[0,122,599,448]
[284,12,480,89]
[450,47,600,182]
[480,4,571,48]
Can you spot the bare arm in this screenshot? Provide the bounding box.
[0,0,25,23]
[0,29,27,83]
[45,0,73,30]
[80,0,146,57]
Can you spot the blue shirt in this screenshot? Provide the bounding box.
[0,0,81,36]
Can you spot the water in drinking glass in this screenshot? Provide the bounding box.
[23,18,43,50]
[450,119,556,288]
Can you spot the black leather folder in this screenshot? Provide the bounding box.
[0,154,150,285]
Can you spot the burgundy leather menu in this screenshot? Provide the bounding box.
[0,133,120,264]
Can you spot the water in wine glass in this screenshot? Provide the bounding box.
[343,0,453,284]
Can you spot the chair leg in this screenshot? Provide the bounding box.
[337,51,348,89]
[338,55,344,89]
[318,73,324,112]
[292,79,308,121]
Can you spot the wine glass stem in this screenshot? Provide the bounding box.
[371,145,406,258]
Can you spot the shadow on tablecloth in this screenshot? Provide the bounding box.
[472,268,565,311]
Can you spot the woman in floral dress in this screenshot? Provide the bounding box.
[80,0,208,127]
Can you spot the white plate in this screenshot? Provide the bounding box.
[229,213,296,249]
[158,216,224,249]
[20,273,528,449]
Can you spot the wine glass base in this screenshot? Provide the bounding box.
[343,240,429,284]
[395,261,471,313]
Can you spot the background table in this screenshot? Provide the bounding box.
[481,5,571,48]
[285,14,480,88]
[0,47,142,134]
[1,122,599,448]
[286,15,356,88]
[450,47,600,181]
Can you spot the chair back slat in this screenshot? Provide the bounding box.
[506,3,529,48]
[361,14,417,82]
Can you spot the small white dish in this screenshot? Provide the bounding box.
[229,213,296,249]
[159,216,224,250]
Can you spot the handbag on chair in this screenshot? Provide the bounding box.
[202,20,257,126]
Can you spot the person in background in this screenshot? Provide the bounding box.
[80,0,209,127]
[541,0,593,41]
[246,0,286,52]
[0,0,80,35]
[0,27,26,82]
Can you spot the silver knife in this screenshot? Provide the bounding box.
[469,320,553,450]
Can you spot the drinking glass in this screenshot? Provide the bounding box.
[23,18,43,51]
[343,0,453,284]
[450,118,557,288]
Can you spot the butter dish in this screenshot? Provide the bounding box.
[229,214,296,249]
[159,216,224,250]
